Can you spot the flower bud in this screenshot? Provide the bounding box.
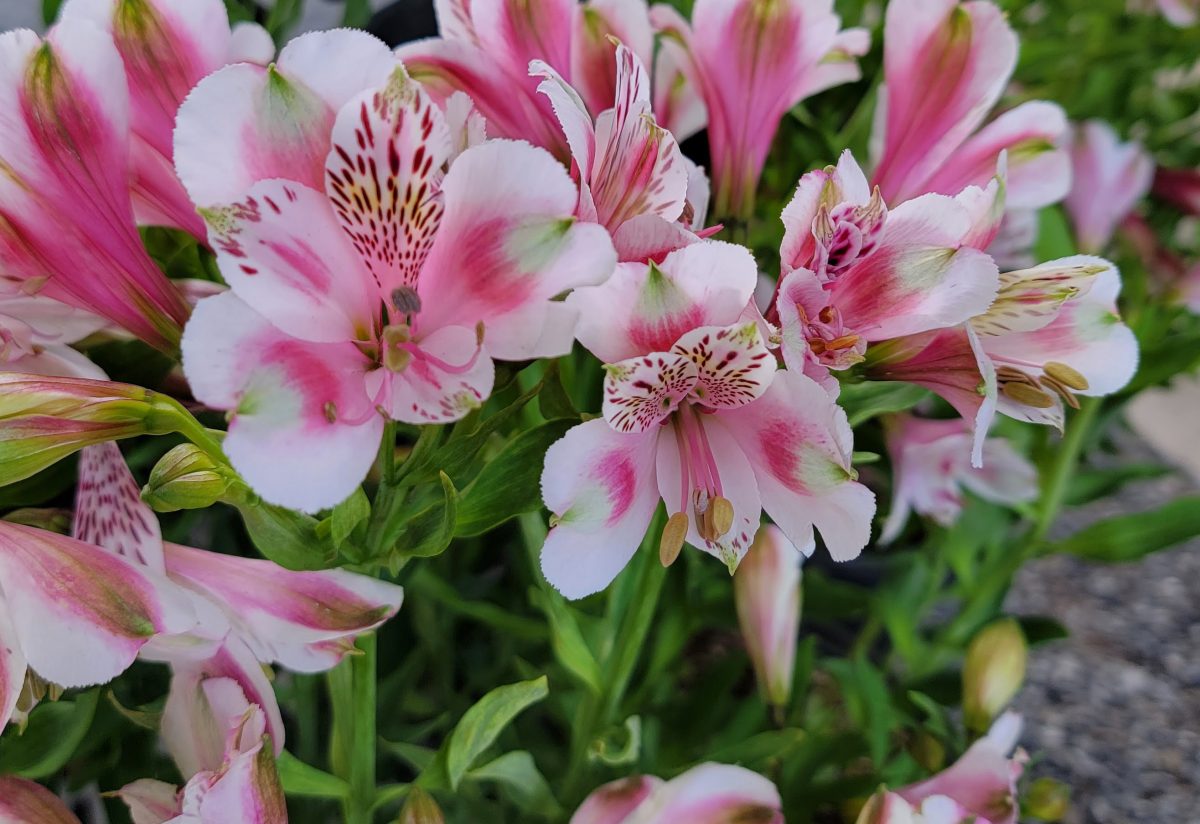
[0,374,191,485]
[2,507,72,533]
[963,618,1027,732]
[399,787,445,824]
[143,443,231,512]
[734,525,802,712]
[1025,777,1070,821]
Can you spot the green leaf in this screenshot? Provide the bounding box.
[707,729,807,767]
[537,362,578,421]
[1045,496,1200,562]
[529,589,603,694]
[342,0,373,27]
[1034,206,1076,261]
[589,715,641,768]
[395,472,459,559]
[265,0,306,39]
[276,750,350,799]
[445,676,549,790]
[42,0,65,25]
[0,689,99,778]
[838,382,931,427]
[329,487,371,548]
[467,751,561,817]
[1066,463,1171,505]
[456,419,574,536]
[234,496,339,570]
[1017,615,1070,646]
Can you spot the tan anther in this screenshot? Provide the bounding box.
[659,512,689,567]
[1039,374,1081,409]
[1001,381,1056,408]
[1043,361,1089,391]
[825,334,859,351]
[709,496,734,537]
[809,338,827,355]
[323,401,338,423]
[818,306,836,324]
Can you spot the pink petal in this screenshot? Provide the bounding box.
[831,193,1000,340]
[0,776,81,824]
[417,139,616,360]
[115,779,183,824]
[163,542,403,673]
[568,240,758,363]
[734,525,802,707]
[472,0,575,85]
[0,600,29,731]
[872,0,1018,204]
[73,441,164,572]
[433,0,480,43]
[540,419,660,599]
[650,6,707,143]
[205,181,377,344]
[970,255,1114,337]
[926,101,1071,210]
[722,371,875,561]
[610,214,701,264]
[671,323,776,410]
[625,763,783,824]
[181,292,382,514]
[324,67,451,298]
[175,30,396,207]
[571,0,655,117]
[0,24,189,350]
[898,717,1022,824]
[602,350,699,433]
[1063,120,1154,253]
[374,324,496,425]
[0,521,195,689]
[572,776,664,824]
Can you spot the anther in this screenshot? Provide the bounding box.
[323,401,338,423]
[709,496,734,537]
[390,286,422,315]
[1043,361,1089,391]
[1001,381,1056,408]
[659,512,689,567]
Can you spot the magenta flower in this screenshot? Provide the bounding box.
[541,241,874,599]
[652,0,869,218]
[880,415,1037,542]
[572,763,783,824]
[175,37,614,511]
[1064,121,1154,254]
[59,0,273,239]
[0,24,191,350]
[870,0,1070,214]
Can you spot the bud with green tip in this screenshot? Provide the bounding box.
[398,787,444,824]
[734,525,803,714]
[143,443,231,512]
[963,617,1027,731]
[1025,777,1070,821]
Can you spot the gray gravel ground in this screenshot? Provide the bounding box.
[1006,468,1200,822]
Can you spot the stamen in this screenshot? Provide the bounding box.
[1039,374,1081,409]
[709,496,734,537]
[660,512,689,567]
[1043,361,1089,391]
[1001,381,1056,408]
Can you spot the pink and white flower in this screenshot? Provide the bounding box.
[0,519,196,730]
[1157,0,1198,26]
[652,0,869,218]
[59,0,273,239]
[0,23,191,351]
[880,415,1037,542]
[734,525,803,710]
[774,151,1000,388]
[0,293,107,380]
[1063,121,1155,254]
[0,776,83,824]
[176,37,615,512]
[572,763,783,824]
[541,241,874,599]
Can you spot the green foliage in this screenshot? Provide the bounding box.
[1046,496,1200,562]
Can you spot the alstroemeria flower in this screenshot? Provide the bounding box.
[0,292,107,380]
[1157,0,1198,25]
[0,520,195,730]
[969,256,1139,429]
[572,763,783,824]
[0,23,190,351]
[0,776,83,824]
[532,42,690,235]
[1154,166,1200,215]
[652,0,869,218]
[399,0,655,156]
[119,680,288,824]
[897,713,1027,824]
[71,441,405,764]
[880,415,1037,542]
[59,0,272,239]
[1063,121,1154,254]
[774,151,1000,386]
[541,241,874,599]
[870,0,1069,211]
[176,37,615,511]
[856,791,976,824]
[734,525,802,711]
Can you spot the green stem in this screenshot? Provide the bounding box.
[330,634,378,824]
[1031,397,1102,544]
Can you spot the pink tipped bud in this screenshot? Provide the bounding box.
[963,618,1027,732]
[734,525,802,712]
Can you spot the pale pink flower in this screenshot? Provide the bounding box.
[652,0,869,218]
[175,40,614,512]
[1064,121,1154,253]
[59,0,273,239]
[572,763,783,824]
[880,415,1037,543]
[870,0,1070,214]
[0,520,196,730]
[541,241,874,599]
[0,292,107,380]
[734,525,802,709]
[1180,262,1200,314]
[774,151,1000,390]
[0,24,191,351]
[0,776,83,824]
[399,0,655,157]
[1157,0,1198,25]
